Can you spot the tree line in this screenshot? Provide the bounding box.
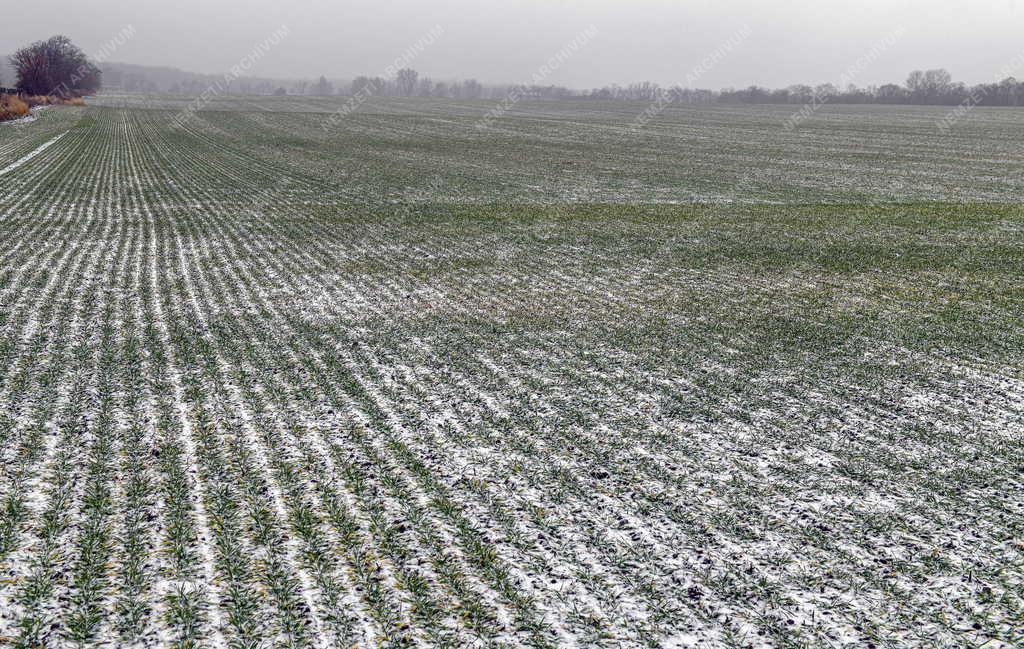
[520,69,1024,107]
[668,70,1024,107]
[91,60,1024,108]
[284,67,1024,107]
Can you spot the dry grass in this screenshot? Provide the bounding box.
[0,93,86,120]
[23,95,56,107]
[19,94,86,108]
[0,93,30,121]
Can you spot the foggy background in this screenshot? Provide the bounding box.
[4,0,1023,88]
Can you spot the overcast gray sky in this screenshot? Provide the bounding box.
[5,0,1024,88]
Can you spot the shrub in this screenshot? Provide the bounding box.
[0,94,30,121]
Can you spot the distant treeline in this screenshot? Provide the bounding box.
[39,62,1024,108]
[610,69,1024,107]
[471,69,1024,107]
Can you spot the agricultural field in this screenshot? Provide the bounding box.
[91,93,1024,203]
[0,96,1021,648]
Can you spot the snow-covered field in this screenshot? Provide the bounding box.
[0,99,1021,648]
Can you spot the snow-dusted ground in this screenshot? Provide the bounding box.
[89,93,1024,204]
[0,103,1020,648]
[0,131,67,176]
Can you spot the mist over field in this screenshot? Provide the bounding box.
[4,0,1024,88]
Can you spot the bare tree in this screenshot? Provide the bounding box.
[314,75,334,96]
[814,83,839,98]
[922,68,952,102]
[876,83,905,103]
[416,76,433,97]
[906,70,925,92]
[11,35,101,96]
[396,68,419,97]
[351,76,383,97]
[460,79,482,99]
[787,84,813,103]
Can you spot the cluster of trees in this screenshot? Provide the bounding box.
[326,67,1024,108]
[584,69,1024,107]
[328,67,1024,107]
[10,35,100,97]
[101,63,283,95]
[98,67,490,99]
[347,70,486,98]
[271,70,488,99]
[215,67,1024,108]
